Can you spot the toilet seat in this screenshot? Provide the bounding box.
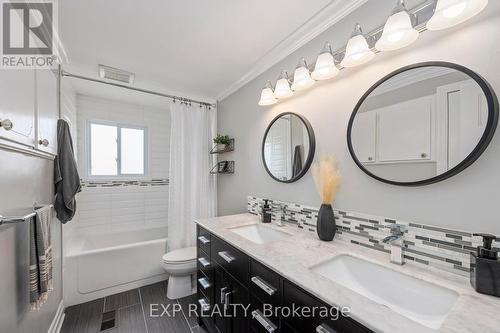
[162,246,197,264]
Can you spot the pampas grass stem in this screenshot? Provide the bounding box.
[312,155,340,204]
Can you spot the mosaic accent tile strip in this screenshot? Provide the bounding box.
[248,196,499,277]
[81,179,169,188]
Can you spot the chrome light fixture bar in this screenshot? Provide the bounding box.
[258,0,488,106]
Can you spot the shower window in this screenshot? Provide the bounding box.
[88,121,147,177]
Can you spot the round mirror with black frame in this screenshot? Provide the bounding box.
[347,61,498,186]
[262,112,316,183]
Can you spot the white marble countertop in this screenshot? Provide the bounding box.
[195,213,500,333]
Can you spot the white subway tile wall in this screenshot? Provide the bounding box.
[71,95,170,236]
[76,184,168,236]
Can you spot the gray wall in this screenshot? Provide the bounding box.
[0,150,62,333]
[217,1,500,234]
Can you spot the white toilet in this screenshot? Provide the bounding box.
[162,246,197,299]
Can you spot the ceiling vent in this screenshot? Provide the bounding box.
[98,64,135,84]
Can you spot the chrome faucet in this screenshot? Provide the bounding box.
[382,224,406,265]
[275,203,286,227]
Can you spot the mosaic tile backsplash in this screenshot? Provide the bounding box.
[248,196,500,277]
[81,178,169,188]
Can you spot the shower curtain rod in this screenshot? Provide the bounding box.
[61,70,216,107]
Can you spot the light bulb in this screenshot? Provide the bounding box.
[427,0,488,31]
[376,1,419,51]
[258,81,277,106]
[311,42,339,81]
[291,58,315,91]
[273,71,293,98]
[340,24,375,68]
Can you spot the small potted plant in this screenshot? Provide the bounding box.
[312,155,341,241]
[213,134,231,151]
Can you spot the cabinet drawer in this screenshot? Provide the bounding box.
[197,271,213,303]
[198,225,210,237]
[283,280,372,333]
[197,292,214,330]
[250,260,281,305]
[250,295,280,333]
[212,235,249,284]
[197,234,211,257]
[197,252,213,278]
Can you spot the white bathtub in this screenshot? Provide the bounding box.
[64,227,168,306]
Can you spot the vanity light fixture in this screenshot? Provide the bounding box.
[291,58,315,91]
[258,81,277,106]
[274,71,294,99]
[311,42,339,81]
[340,24,375,68]
[427,0,488,31]
[376,0,419,51]
[258,0,490,106]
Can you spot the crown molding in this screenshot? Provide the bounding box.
[216,0,369,101]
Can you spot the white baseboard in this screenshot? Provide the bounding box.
[47,300,65,333]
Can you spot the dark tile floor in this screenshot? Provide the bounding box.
[61,280,208,333]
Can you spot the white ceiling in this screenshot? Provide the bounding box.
[59,0,366,103]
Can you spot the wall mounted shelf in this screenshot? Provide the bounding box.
[210,161,234,174]
[210,138,235,154]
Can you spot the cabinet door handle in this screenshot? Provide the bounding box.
[223,291,232,310]
[421,153,428,158]
[220,287,229,304]
[38,139,49,147]
[197,257,210,268]
[251,276,276,296]
[198,298,210,312]
[198,236,210,244]
[251,310,277,333]
[0,119,13,131]
[316,323,337,333]
[367,156,373,161]
[218,251,235,263]
[198,277,211,289]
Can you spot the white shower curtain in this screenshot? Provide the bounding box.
[168,103,217,251]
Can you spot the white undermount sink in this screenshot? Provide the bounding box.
[229,224,291,244]
[311,255,459,330]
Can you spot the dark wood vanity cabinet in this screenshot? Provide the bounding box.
[196,225,373,333]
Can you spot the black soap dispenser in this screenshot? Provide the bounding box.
[470,233,500,297]
[261,199,272,223]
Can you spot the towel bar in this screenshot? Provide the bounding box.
[0,204,54,226]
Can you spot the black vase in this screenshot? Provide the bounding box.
[316,204,336,241]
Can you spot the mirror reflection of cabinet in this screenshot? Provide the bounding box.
[377,96,433,163]
[352,96,433,165]
[351,111,376,163]
[348,62,498,186]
